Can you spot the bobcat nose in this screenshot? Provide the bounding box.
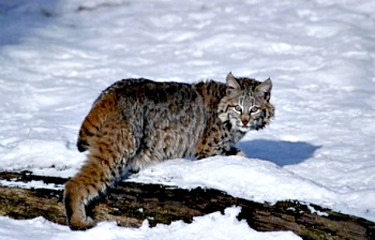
[242,120,248,126]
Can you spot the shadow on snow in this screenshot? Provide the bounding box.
[0,1,60,47]
[237,139,321,167]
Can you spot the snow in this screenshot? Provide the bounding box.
[0,179,63,191]
[0,208,300,240]
[307,204,329,217]
[1,0,375,239]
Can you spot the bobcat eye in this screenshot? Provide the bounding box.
[234,105,242,112]
[251,106,259,113]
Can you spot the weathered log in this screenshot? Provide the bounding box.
[0,171,374,240]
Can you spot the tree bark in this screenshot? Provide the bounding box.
[0,171,374,240]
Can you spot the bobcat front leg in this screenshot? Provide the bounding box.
[224,146,246,157]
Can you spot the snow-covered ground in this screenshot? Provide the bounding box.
[0,207,301,240]
[1,0,375,239]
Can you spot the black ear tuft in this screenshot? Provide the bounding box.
[256,78,272,101]
[226,72,241,94]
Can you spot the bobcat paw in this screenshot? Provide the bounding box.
[236,151,247,157]
[69,215,96,231]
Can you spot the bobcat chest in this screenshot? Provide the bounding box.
[195,123,242,159]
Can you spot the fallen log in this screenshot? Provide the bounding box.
[0,171,374,240]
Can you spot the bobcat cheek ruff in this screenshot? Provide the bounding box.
[64,73,274,230]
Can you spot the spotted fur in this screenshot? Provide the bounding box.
[64,73,274,230]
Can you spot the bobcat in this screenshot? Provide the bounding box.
[64,72,274,230]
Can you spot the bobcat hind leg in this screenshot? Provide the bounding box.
[64,118,138,230]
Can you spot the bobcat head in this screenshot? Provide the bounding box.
[218,72,274,132]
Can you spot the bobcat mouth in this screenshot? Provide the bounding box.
[238,124,251,132]
[238,119,263,132]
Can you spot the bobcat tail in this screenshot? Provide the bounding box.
[77,92,117,152]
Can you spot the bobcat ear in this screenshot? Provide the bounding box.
[256,78,272,101]
[226,72,241,91]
